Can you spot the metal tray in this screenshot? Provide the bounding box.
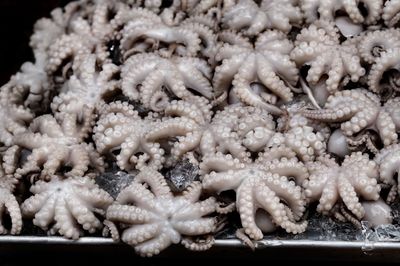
[0,236,399,262]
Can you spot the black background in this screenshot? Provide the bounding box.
[0,0,72,86]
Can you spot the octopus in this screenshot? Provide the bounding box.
[14,115,105,181]
[300,0,383,25]
[199,104,275,163]
[93,101,165,171]
[145,97,211,166]
[51,54,120,137]
[302,89,400,151]
[0,146,22,235]
[291,20,365,105]
[214,30,299,114]
[21,175,113,239]
[106,168,217,257]
[46,0,125,75]
[222,0,302,35]
[200,150,308,240]
[5,0,400,254]
[121,53,213,111]
[375,143,400,203]
[303,152,380,220]
[119,9,210,58]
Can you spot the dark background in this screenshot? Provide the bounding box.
[0,0,73,85]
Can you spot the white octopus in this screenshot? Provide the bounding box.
[93,101,165,171]
[291,20,365,105]
[51,54,120,137]
[14,115,105,181]
[304,152,380,220]
[121,53,213,111]
[200,150,308,240]
[106,168,217,257]
[21,176,113,239]
[214,30,299,114]
[222,0,302,35]
[301,0,383,25]
[302,89,400,150]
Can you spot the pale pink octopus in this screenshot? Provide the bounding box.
[200,149,308,240]
[121,53,213,111]
[51,54,120,138]
[291,20,365,106]
[106,168,217,257]
[304,152,380,220]
[21,175,113,239]
[302,89,400,152]
[214,30,298,114]
[93,101,165,171]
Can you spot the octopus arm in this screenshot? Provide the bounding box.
[0,188,22,235]
[174,197,217,220]
[256,58,294,103]
[116,182,156,209]
[202,171,245,193]
[121,58,158,100]
[135,168,173,199]
[350,174,380,201]
[368,48,400,94]
[53,198,82,239]
[262,175,306,220]
[337,175,364,219]
[237,178,262,240]
[316,177,339,214]
[121,223,160,246]
[134,232,173,257]
[254,183,307,234]
[66,196,103,232]
[375,110,398,146]
[107,204,153,224]
[213,53,247,93]
[173,218,215,236]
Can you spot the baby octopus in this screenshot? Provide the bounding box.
[304,152,380,220]
[302,89,400,152]
[51,54,120,137]
[93,101,165,171]
[145,97,211,166]
[222,0,302,36]
[21,175,113,239]
[106,168,217,257]
[14,115,105,181]
[121,53,213,111]
[200,150,308,240]
[291,20,365,105]
[199,104,275,162]
[214,30,298,114]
